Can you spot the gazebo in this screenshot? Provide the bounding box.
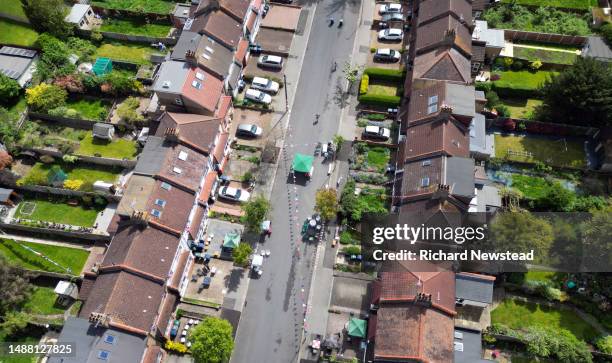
[222,232,241,251]
[347,317,366,339]
[291,153,314,178]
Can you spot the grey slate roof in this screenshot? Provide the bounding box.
[171,31,202,61]
[456,273,494,305]
[445,156,475,198]
[469,113,493,157]
[445,83,476,118]
[583,36,612,61]
[151,60,189,94]
[134,136,168,176]
[0,188,13,202]
[454,328,494,363]
[472,20,505,49]
[0,46,36,80]
[47,317,146,363]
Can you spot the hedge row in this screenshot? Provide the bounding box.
[360,74,369,95]
[358,94,401,107]
[363,68,405,82]
[491,83,541,99]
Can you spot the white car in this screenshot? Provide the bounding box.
[219,186,251,202]
[378,28,403,41]
[245,88,272,105]
[374,48,401,62]
[258,54,283,69]
[363,125,391,140]
[379,3,402,15]
[251,76,280,94]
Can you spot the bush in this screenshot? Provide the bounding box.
[39,155,55,164]
[342,245,361,255]
[116,97,144,125]
[357,119,368,127]
[26,83,67,112]
[63,179,83,190]
[358,94,400,107]
[370,47,376,53]
[241,171,254,183]
[363,67,405,82]
[530,60,543,71]
[0,74,20,100]
[62,155,78,163]
[596,335,612,354]
[511,59,525,71]
[496,105,511,118]
[485,90,500,108]
[475,82,492,92]
[503,58,514,68]
[364,113,386,121]
[339,231,356,245]
[359,74,369,95]
[491,82,540,99]
[164,340,188,354]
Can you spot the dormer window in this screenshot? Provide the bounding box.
[151,209,162,218]
[421,177,430,187]
[427,95,438,114]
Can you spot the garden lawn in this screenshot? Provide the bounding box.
[21,286,65,316]
[20,162,121,192]
[368,83,399,96]
[14,197,103,227]
[491,299,598,341]
[0,19,38,46]
[94,41,159,65]
[100,18,171,37]
[492,70,558,91]
[0,0,27,19]
[494,134,586,168]
[501,98,543,119]
[91,0,175,14]
[0,239,89,274]
[510,174,552,199]
[65,97,112,121]
[77,134,138,160]
[526,271,564,286]
[366,147,390,172]
[357,188,388,210]
[513,46,578,65]
[500,0,597,10]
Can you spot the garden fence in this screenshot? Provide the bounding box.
[75,28,178,46]
[503,30,588,47]
[493,117,599,138]
[13,184,120,202]
[28,147,137,169]
[29,112,107,130]
[0,221,111,241]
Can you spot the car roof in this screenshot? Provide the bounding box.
[224,186,238,194]
[262,55,282,62]
[252,76,269,83]
[238,124,255,130]
[377,48,392,55]
[246,88,261,95]
[365,125,380,132]
[388,28,402,34]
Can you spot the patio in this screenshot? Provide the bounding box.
[200,219,245,259]
[182,258,235,309]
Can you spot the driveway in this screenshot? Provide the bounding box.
[244,55,286,79]
[230,109,275,150]
[261,4,302,31]
[257,28,295,56]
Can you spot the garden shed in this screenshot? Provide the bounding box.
[93,123,114,140]
[92,57,113,76]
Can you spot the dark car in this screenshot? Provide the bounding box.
[236,124,263,138]
[381,13,405,22]
[270,0,292,3]
[169,320,180,338]
[373,48,401,62]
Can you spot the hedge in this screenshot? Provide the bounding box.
[363,68,405,82]
[360,74,369,95]
[358,94,401,107]
[491,82,541,99]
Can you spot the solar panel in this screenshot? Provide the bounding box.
[0,46,36,58]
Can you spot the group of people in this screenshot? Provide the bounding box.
[328,17,343,27]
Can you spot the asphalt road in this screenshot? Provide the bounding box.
[230,0,362,362]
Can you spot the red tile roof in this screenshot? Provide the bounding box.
[415,15,472,57]
[251,0,263,12]
[215,95,233,119]
[157,112,223,156]
[157,142,209,191]
[181,67,224,114]
[145,179,194,232]
[189,206,205,239]
[405,119,469,161]
[199,171,219,204]
[213,132,229,163]
[413,48,472,84]
[246,10,257,33]
[379,271,456,314]
[156,292,178,335]
[235,38,249,65]
[417,0,472,27]
[194,11,243,49]
[141,346,164,363]
[220,0,251,21]
[169,250,190,291]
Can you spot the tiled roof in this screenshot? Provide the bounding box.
[418,0,472,26]
[156,292,178,335]
[216,95,233,119]
[157,112,223,155]
[213,132,229,163]
[199,171,219,204]
[194,35,235,79]
[413,48,472,84]
[79,271,165,332]
[405,118,469,160]
[181,67,224,114]
[220,0,251,21]
[246,10,257,33]
[191,11,243,49]
[407,79,474,124]
[402,156,444,197]
[145,179,194,232]
[157,142,209,192]
[415,15,472,56]
[380,271,456,314]
[189,206,205,239]
[235,38,249,65]
[101,224,181,279]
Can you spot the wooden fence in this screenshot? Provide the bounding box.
[75,28,178,46]
[503,29,588,47]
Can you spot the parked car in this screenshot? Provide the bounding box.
[219,186,251,202]
[378,28,403,41]
[258,54,283,69]
[374,48,401,62]
[236,124,263,138]
[270,0,292,3]
[170,320,180,338]
[379,3,402,14]
[363,125,391,141]
[381,13,405,22]
[245,88,272,105]
[251,76,280,94]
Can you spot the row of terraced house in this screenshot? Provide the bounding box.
[48,0,265,362]
[367,0,504,362]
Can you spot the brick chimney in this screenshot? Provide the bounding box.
[432,184,450,200]
[443,28,456,47]
[185,49,197,67]
[164,127,180,143]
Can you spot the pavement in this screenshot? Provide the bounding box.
[230,0,363,361]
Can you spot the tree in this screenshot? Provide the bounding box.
[489,210,554,262]
[0,254,31,314]
[315,189,338,221]
[581,206,612,269]
[536,182,576,212]
[333,135,344,152]
[601,23,612,46]
[241,196,270,232]
[53,74,84,93]
[0,311,30,336]
[0,74,20,101]
[35,34,76,81]
[25,83,67,112]
[538,57,612,128]
[188,317,234,363]
[342,61,361,90]
[116,97,144,125]
[232,243,252,267]
[0,108,21,153]
[596,335,612,354]
[101,71,142,96]
[21,0,72,38]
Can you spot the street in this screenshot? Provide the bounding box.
[230,0,362,362]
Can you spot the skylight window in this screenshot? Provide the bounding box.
[178,151,188,161]
[192,80,202,89]
[104,334,115,344]
[205,46,214,53]
[421,177,430,187]
[151,209,162,218]
[98,350,110,360]
[173,167,182,174]
[202,53,211,60]
[427,95,438,114]
[454,342,464,352]
[155,199,166,207]
[161,182,172,191]
[195,72,205,81]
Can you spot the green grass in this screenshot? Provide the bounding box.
[491,299,598,341]
[513,46,578,65]
[368,83,399,97]
[366,147,390,170]
[182,297,222,309]
[14,197,103,227]
[94,41,160,65]
[0,239,89,275]
[100,18,171,37]
[77,134,138,160]
[0,19,38,46]
[494,134,586,168]
[21,287,65,316]
[357,188,388,210]
[91,0,176,14]
[0,0,27,19]
[510,174,553,199]
[19,162,121,192]
[501,98,543,119]
[513,41,581,52]
[65,97,112,121]
[525,271,564,286]
[0,333,40,363]
[493,70,558,91]
[500,0,597,10]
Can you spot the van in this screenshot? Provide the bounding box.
[258,55,283,70]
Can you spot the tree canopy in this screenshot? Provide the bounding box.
[241,196,270,232]
[315,188,338,221]
[21,0,73,38]
[489,210,554,262]
[0,254,31,315]
[0,74,20,101]
[232,243,252,267]
[25,83,67,112]
[189,317,234,363]
[581,206,612,269]
[35,34,76,82]
[538,57,612,128]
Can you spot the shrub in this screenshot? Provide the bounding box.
[516,121,526,131]
[370,47,376,53]
[364,113,386,121]
[232,243,252,267]
[342,245,361,255]
[241,171,254,183]
[359,74,369,95]
[491,82,539,99]
[26,83,67,112]
[339,231,356,245]
[164,340,187,354]
[511,59,525,71]
[363,67,405,82]
[62,155,78,163]
[530,60,543,71]
[48,106,68,117]
[116,97,144,125]
[63,179,83,190]
[39,155,55,164]
[357,119,368,127]
[596,335,612,354]
[475,82,492,92]
[358,94,400,107]
[0,74,20,100]
[503,58,514,68]
[485,91,500,108]
[496,105,511,118]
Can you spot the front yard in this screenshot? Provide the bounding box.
[0,239,89,275]
[358,68,404,107]
[94,41,160,65]
[0,18,38,46]
[77,134,138,160]
[99,18,172,37]
[491,299,598,342]
[500,98,543,119]
[494,134,586,168]
[18,162,122,192]
[14,196,104,227]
